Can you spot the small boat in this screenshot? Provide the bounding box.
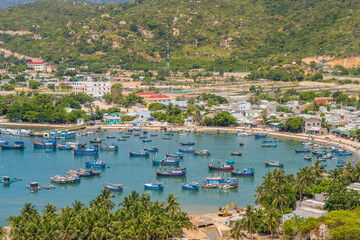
[134,133,140,136]
[163,136,171,140]
[42,184,55,190]
[122,135,130,138]
[263,140,273,143]
[0,139,8,144]
[103,183,123,191]
[201,176,239,188]
[65,173,80,183]
[117,138,127,141]
[156,168,187,177]
[0,176,22,184]
[50,175,68,184]
[181,182,200,190]
[262,144,277,148]
[208,160,234,171]
[86,169,101,175]
[68,169,91,177]
[239,143,244,146]
[294,149,310,153]
[201,183,218,189]
[129,151,149,157]
[143,131,148,134]
[143,146,159,152]
[237,132,250,136]
[231,168,255,177]
[85,160,106,168]
[178,147,195,153]
[318,157,327,162]
[0,141,25,150]
[336,164,344,168]
[219,184,237,190]
[254,133,267,138]
[304,155,312,161]
[230,151,242,156]
[89,138,103,143]
[165,152,184,158]
[99,144,118,151]
[194,150,210,156]
[139,136,147,139]
[265,161,284,167]
[152,158,180,165]
[150,133,158,137]
[164,133,174,136]
[26,182,42,192]
[74,146,98,155]
[107,136,116,139]
[33,139,56,148]
[180,140,195,145]
[56,144,72,150]
[337,151,352,156]
[144,182,164,190]
[143,139,152,143]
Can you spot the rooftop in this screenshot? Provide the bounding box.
[136,92,157,96]
[147,95,170,99]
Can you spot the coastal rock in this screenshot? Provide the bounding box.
[309,224,330,240]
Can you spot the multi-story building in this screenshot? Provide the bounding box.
[145,94,172,104]
[27,62,46,72]
[303,117,328,135]
[65,81,111,98]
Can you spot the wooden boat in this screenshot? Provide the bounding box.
[0,141,25,150]
[265,161,284,167]
[143,139,152,142]
[194,150,210,156]
[86,169,102,175]
[181,182,200,190]
[0,139,8,144]
[165,152,184,158]
[163,136,171,140]
[294,149,310,153]
[103,183,123,191]
[201,176,239,189]
[85,160,106,168]
[107,136,116,139]
[150,133,158,137]
[33,139,56,148]
[152,158,180,165]
[129,151,149,157]
[134,133,140,136]
[236,132,250,136]
[139,136,148,139]
[50,175,68,184]
[219,184,237,190]
[231,168,255,177]
[144,182,164,190]
[143,146,159,152]
[0,176,22,184]
[155,168,187,177]
[178,147,195,153]
[263,140,273,143]
[254,133,267,138]
[122,135,130,138]
[99,144,118,151]
[262,144,277,148]
[180,140,195,146]
[68,169,91,177]
[239,143,244,146]
[143,131,148,134]
[74,147,98,155]
[230,151,242,156]
[208,160,234,171]
[89,138,103,143]
[65,173,81,183]
[117,138,127,141]
[304,155,312,160]
[56,144,72,150]
[337,151,352,156]
[201,183,218,189]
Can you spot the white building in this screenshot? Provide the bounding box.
[65,81,111,98]
[27,62,46,72]
[231,101,251,112]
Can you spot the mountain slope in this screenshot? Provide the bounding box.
[0,0,360,71]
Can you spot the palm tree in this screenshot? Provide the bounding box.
[265,207,281,239]
[166,194,181,213]
[243,205,256,239]
[193,110,203,125]
[311,160,325,178]
[228,220,247,240]
[0,226,7,240]
[20,202,38,220]
[294,167,313,201]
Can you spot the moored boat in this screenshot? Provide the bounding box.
[89,138,103,143]
[180,140,195,145]
[178,147,195,153]
[33,139,56,148]
[254,133,267,138]
[181,182,200,190]
[56,144,72,150]
[201,176,239,189]
[129,150,149,157]
[294,149,310,153]
[85,160,106,168]
[99,144,118,151]
[208,160,234,171]
[152,158,180,165]
[74,146,98,155]
[304,155,312,160]
[265,161,284,167]
[231,168,255,177]
[0,141,25,150]
[144,182,164,190]
[230,151,242,156]
[155,168,187,177]
[143,146,159,152]
[50,175,68,184]
[103,183,123,191]
[143,139,152,142]
[107,136,116,139]
[194,150,210,156]
[0,176,22,184]
[165,152,184,158]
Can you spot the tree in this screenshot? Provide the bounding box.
[261,109,268,125]
[1,84,14,91]
[110,83,123,102]
[28,80,42,89]
[201,117,214,126]
[324,188,360,211]
[229,220,247,240]
[193,111,203,125]
[264,207,281,239]
[326,208,360,240]
[243,205,256,239]
[212,111,237,126]
[284,117,303,132]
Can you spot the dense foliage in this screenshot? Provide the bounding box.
[201,111,237,126]
[6,190,192,240]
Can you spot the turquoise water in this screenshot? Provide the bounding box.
[0,131,355,225]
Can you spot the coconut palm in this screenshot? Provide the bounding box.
[294,167,313,201]
[228,219,247,240]
[265,207,281,239]
[166,194,181,213]
[193,110,203,125]
[0,226,7,240]
[243,205,256,239]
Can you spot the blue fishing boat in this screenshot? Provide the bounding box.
[99,144,118,151]
[85,160,106,168]
[337,151,352,156]
[336,164,344,168]
[103,183,123,191]
[263,140,274,143]
[201,176,239,188]
[59,130,76,139]
[265,161,284,167]
[129,150,149,157]
[0,141,25,150]
[304,155,312,160]
[254,133,267,138]
[74,146,98,155]
[143,131,148,134]
[181,182,200,190]
[0,139,8,144]
[0,176,22,184]
[143,146,158,152]
[194,150,210,156]
[165,152,184,158]
[143,139,152,143]
[107,135,116,139]
[294,149,310,153]
[56,144,72,150]
[90,138,103,143]
[178,147,195,153]
[152,158,180,165]
[33,139,56,148]
[117,138,127,141]
[156,168,187,177]
[231,168,255,177]
[144,182,164,190]
[49,130,60,138]
[180,140,195,145]
[262,144,277,148]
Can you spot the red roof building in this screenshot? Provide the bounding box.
[145,94,172,104]
[136,92,157,97]
[27,62,46,72]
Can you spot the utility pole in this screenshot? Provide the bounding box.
[166,41,170,70]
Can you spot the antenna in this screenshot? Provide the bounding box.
[166,41,170,70]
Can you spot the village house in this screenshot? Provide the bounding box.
[27,62,46,72]
[145,95,172,104]
[314,97,334,105]
[65,81,111,98]
[303,117,328,135]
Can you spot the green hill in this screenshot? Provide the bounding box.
[0,0,360,71]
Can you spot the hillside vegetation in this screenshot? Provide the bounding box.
[0,0,360,71]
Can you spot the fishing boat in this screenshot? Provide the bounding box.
[294,149,310,153]
[0,176,22,184]
[143,139,152,143]
[150,133,158,137]
[265,161,284,167]
[103,183,123,191]
[219,184,237,190]
[201,176,239,188]
[236,132,250,136]
[117,138,127,141]
[99,144,118,151]
[231,168,255,177]
[59,130,76,139]
[144,182,164,190]
[181,182,200,190]
[56,144,72,150]
[0,141,25,150]
[208,160,234,171]
[152,158,180,165]
[65,173,80,183]
[262,144,277,148]
[239,143,244,146]
[230,151,242,156]
[143,130,148,134]
[0,139,8,144]
[338,160,346,164]
[336,164,344,168]
[107,135,116,139]
[129,150,149,157]
[318,157,327,162]
[134,133,140,136]
[143,146,159,152]
[180,140,195,145]
[85,160,106,168]
[50,175,68,184]
[122,135,130,139]
[254,133,267,138]
[194,150,210,156]
[89,138,103,143]
[68,169,91,177]
[163,136,171,140]
[178,147,195,153]
[74,146,98,155]
[304,155,312,160]
[337,151,352,156]
[164,133,174,136]
[139,136,148,139]
[165,152,184,158]
[263,140,273,143]
[86,169,102,175]
[33,139,56,148]
[155,168,187,177]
